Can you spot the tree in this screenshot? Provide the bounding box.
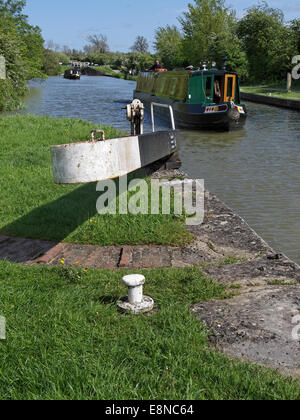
[178,0,237,67]
[42,49,61,76]
[154,25,184,69]
[0,15,26,110]
[0,0,26,19]
[125,52,153,72]
[86,34,109,54]
[0,0,44,110]
[62,45,72,56]
[290,19,300,54]
[45,40,60,52]
[130,36,149,53]
[237,2,297,81]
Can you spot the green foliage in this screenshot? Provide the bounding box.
[215,33,249,80]
[42,49,63,76]
[0,0,44,111]
[0,16,27,110]
[154,25,185,69]
[82,51,154,72]
[237,3,297,82]
[290,19,300,54]
[0,0,26,18]
[152,0,248,78]
[152,0,299,82]
[125,52,154,71]
[179,0,237,66]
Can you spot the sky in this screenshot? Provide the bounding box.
[24,0,300,53]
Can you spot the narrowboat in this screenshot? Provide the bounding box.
[134,67,247,131]
[64,68,81,80]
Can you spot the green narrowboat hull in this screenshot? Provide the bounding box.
[134,70,247,131]
[134,90,247,131]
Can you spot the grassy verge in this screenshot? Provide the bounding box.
[92,66,138,81]
[258,79,300,91]
[241,86,300,101]
[0,115,192,246]
[0,260,299,400]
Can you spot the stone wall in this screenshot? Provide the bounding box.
[241,91,300,111]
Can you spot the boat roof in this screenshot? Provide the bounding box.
[189,69,237,77]
[142,68,238,77]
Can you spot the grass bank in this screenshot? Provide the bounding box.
[0,260,299,400]
[0,115,191,246]
[91,66,138,81]
[241,86,300,101]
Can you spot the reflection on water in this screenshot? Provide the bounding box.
[179,103,300,264]
[18,76,137,129]
[13,76,300,264]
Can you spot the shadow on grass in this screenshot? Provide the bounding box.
[98,295,119,305]
[0,183,101,263]
[0,166,190,263]
[1,183,99,243]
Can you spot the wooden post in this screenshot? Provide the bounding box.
[0,56,6,80]
[287,72,292,93]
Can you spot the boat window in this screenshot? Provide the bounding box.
[214,77,223,103]
[169,78,177,97]
[224,75,236,102]
[227,77,233,99]
[160,77,167,94]
[206,77,212,98]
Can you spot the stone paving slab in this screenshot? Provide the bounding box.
[0,235,58,264]
[202,256,300,289]
[191,285,300,378]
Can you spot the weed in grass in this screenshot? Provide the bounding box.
[58,260,88,284]
[228,284,242,290]
[267,280,297,286]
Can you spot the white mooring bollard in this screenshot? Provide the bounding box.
[117,274,154,314]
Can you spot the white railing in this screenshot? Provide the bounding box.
[150,103,176,132]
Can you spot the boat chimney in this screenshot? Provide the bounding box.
[222,57,228,70]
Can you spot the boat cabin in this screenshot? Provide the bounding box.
[136,69,241,106]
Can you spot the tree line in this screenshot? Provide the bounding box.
[0,0,44,111]
[154,0,300,82]
[46,0,300,83]
[1,0,300,111]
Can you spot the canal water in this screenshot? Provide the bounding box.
[15,76,300,264]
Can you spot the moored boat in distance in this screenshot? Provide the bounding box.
[134,66,247,131]
[64,68,81,80]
